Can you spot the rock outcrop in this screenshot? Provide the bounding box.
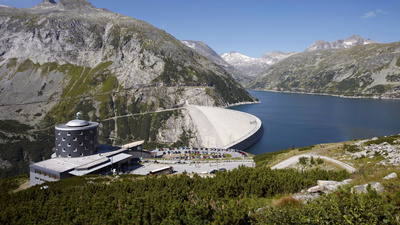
[352,182,385,194]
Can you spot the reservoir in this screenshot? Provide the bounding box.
[229,90,400,155]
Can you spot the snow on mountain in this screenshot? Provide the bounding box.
[221,51,297,79]
[261,51,298,65]
[305,35,377,52]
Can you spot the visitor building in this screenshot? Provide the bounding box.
[29,113,148,186]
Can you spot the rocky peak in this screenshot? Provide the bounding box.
[35,0,56,8]
[43,0,57,4]
[58,0,96,11]
[32,0,96,12]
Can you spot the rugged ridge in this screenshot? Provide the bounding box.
[181,40,246,84]
[305,35,376,52]
[249,41,400,98]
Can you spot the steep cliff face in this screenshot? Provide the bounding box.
[249,42,400,98]
[0,0,256,177]
[0,0,255,124]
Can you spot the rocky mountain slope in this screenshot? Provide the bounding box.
[0,0,255,125]
[0,0,256,178]
[249,41,400,98]
[180,40,245,83]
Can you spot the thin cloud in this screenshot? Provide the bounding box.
[362,9,389,19]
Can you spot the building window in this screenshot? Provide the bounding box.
[79,131,83,135]
[73,148,78,152]
[62,137,65,141]
[79,142,83,146]
[58,132,61,135]
[62,148,66,152]
[68,154,71,158]
[90,140,93,144]
[67,143,71,147]
[58,143,61,146]
[67,132,71,136]
[90,130,93,134]
[73,137,77,141]
[85,136,89,140]
[80,153,84,157]
[85,147,89,151]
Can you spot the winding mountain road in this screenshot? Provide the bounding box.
[271,153,357,173]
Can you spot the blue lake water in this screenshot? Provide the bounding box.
[229,90,400,155]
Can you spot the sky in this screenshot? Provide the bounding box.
[1,0,400,58]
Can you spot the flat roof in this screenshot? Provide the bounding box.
[30,146,128,173]
[69,153,132,176]
[121,140,144,149]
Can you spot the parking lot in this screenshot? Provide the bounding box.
[129,160,254,176]
[152,147,249,161]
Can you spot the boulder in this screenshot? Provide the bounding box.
[307,185,322,193]
[317,179,353,192]
[383,172,397,180]
[352,182,384,194]
[371,182,385,193]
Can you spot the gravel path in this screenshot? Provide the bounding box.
[271,154,357,173]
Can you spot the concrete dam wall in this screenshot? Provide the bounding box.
[186,105,263,150]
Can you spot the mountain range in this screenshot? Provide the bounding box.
[182,35,399,98]
[181,40,297,85]
[249,41,400,98]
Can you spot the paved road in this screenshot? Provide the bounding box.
[271,154,357,173]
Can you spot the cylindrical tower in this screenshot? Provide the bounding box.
[55,113,99,158]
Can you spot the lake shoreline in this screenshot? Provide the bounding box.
[249,89,400,101]
[229,90,400,155]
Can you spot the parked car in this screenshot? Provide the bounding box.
[209,169,218,174]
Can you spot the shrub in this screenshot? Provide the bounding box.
[298,157,308,165]
[343,144,359,153]
[316,158,324,164]
[298,145,315,151]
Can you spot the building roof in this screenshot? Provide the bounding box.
[68,153,132,176]
[30,147,127,173]
[122,140,145,149]
[55,121,99,131]
[66,119,90,127]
